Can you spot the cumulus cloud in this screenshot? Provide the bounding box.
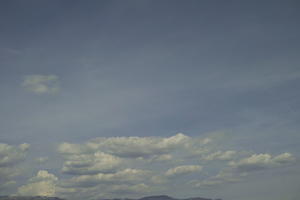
[0,143,30,167]
[202,151,237,161]
[54,134,214,199]
[22,74,60,94]
[165,165,203,177]
[57,133,211,178]
[229,153,295,172]
[86,133,191,158]
[192,152,296,188]
[17,170,58,197]
[58,133,209,161]
[0,143,30,191]
[61,151,122,175]
[53,134,297,199]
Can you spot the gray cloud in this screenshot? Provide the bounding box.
[22,75,60,94]
[193,152,296,188]
[86,133,192,158]
[165,165,203,177]
[61,151,122,175]
[0,143,29,167]
[0,143,30,191]
[229,153,296,172]
[201,150,237,161]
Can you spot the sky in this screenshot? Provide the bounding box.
[0,1,300,200]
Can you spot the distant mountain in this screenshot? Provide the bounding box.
[0,197,65,200]
[0,195,220,200]
[102,195,218,200]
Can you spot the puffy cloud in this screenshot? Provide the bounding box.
[30,170,58,182]
[57,133,210,176]
[22,74,60,94]
[54,134,297,199]
[17,170,58,197]
[202,151,236,161]
[87,133,191,158]
[193,152,296,188]
[61,151,122,175]
[165,165,203,177]
[272,152,296,164]
[0,143,30,191]
[58,133,210,161]
[0,143,30,167]
[54,133,213,199]
[229,153,295,172]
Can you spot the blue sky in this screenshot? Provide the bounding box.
[0,1,300,200]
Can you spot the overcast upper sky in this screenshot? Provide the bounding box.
[1,1,300,200]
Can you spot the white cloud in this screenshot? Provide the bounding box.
[22,74,60,94]
[0,143,30,167]
[87,133,191,158]
[53,134,297,199]
[61,151,122,175]
[0,143,30,191]
[17,170,58,197]
[229,153,295,172]
[193,152,296,188]
[165,165,202,177]
[202,150,237,161]
[58,133,210,161]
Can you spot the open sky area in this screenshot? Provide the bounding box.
[0,1,300,200]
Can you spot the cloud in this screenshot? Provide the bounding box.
[63,168,150,188]
[54,134,213,199]
[202,150,237,161]
[61,151,122,175]
[86,133,191,158]
[150,154,173,162]
[0,143,30,191]
[22,75,60,94]
[58,143,92,155]
[192,152,296,188]
[36,156,49,163]
[54,134,297,199]
[165,165,202,177]
[0,143,30,167]
[229,153,295,172]
[18,170,58,197]
[58,133,209,161]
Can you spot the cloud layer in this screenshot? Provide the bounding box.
[5,134,296,200]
